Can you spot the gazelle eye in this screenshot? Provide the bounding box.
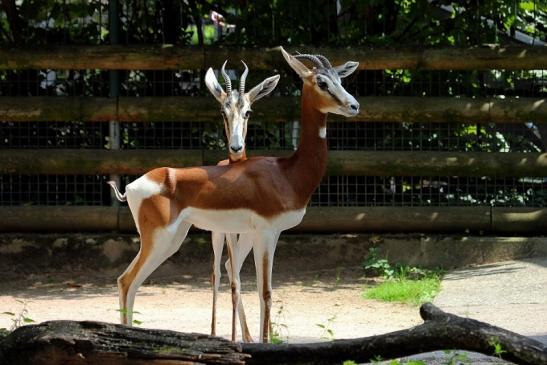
[317,79,328,90]
[245,110,252,118]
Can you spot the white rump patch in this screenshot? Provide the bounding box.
[125,175,163,233]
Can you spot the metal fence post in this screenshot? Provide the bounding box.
[109,0,120,208]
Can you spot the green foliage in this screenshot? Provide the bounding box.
[442,350,471,365]
[363,277,441,305]
[3,1,545,48]
[362,248,442,280]
[363,247,395,279]
[368,359,426,365]
[362,248,442,304]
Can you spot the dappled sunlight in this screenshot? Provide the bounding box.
[533,99,545,108]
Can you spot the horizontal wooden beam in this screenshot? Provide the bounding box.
[1,96,546,123]
[0,45,546,70]
[2,149,547,177]
[2,206,547,234]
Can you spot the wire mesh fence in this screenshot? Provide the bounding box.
[0,1,546,211]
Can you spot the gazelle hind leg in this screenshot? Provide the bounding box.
[234,232,254,342]
[225,233,239,342]
[252,229,280,343]
[210,232,225,336]
[118,222,191,326]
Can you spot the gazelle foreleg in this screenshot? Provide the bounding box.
[253,229,280,343]
[226,232,253,342]
[210,232,225,336]
[225,232,254,342]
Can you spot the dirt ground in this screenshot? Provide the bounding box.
[0,265,422,343]
[1,257,546,364]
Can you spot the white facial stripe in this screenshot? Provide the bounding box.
[316,73,359,116]
[222,94,251,155]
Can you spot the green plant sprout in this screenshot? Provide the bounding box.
[116,308,143,326]
[489,337,507,358]
[316,315,337,340]
[269,302,289,344]
[2,300,35,331]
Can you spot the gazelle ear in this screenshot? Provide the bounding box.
[334,61,359,78]
[205,67,226,103]
[280,46,313,78]
[247,74,280,103]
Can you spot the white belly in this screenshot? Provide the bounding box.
[178,207,307,233]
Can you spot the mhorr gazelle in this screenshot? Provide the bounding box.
[204,61,280,342]
[108,47,359,343]
[109,61,280,340]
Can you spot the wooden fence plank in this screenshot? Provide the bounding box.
[1,96,546,123]
[1,149,547,177]
[1,45,546,70]
[3,206,546,234]
[0,149,203,175]
[491,207,547,234]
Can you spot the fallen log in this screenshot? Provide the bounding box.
[0,303,545,365]
[0,321,249,364]
[242,303,547,365]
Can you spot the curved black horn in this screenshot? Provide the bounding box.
[293,54,324,68]
[315,54,332,69]
[239,60,249,94]
[221,60,232,94]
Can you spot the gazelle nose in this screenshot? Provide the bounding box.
[231,144,243,153]
[350,103,359,112]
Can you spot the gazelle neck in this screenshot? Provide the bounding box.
[287,82,328,199]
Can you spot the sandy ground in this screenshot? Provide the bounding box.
[1,258,546,364]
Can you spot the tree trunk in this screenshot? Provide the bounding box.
[1,304,545,365]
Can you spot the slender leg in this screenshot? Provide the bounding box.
[253,229,280,343]
[225,232,254,342]
[235,233,254,342]
[225,233,239,342]
[210,232,225,336]
[118,222,191,325]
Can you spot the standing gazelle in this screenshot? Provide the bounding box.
[109,47,359,343]
[204,61,279,342]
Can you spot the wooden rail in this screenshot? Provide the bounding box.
[1,96,546,123]
[1,206,546,234]
[2,149,547,177]
[1,45,546,70]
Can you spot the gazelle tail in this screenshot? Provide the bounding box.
[107,181,127,202]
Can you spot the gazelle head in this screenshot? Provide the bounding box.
[280,47,359,117]
[205,61,280,161]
